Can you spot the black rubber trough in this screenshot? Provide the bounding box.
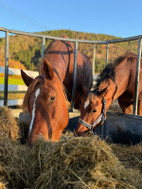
[67,112,142,145]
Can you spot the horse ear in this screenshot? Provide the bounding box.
[21,70,33,86]
[99,87,108,97]
[42,59,54,80]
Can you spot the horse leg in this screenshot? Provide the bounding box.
[118,95,133,114]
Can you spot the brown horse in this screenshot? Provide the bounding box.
[76,53,142,136]
[21,37,93,144]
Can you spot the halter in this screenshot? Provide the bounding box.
[78,98,106,130]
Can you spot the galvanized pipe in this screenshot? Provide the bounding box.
[42,37,45,58]
[1,26,142,115]
[70,41,78,112]
[0,27,107,44]
[2,27,142,44]
[133,39,142,115]
[106,43,109,65]
[4,31,9,106]
[92,44,96,77]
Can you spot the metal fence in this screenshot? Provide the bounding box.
[0,27,142,114]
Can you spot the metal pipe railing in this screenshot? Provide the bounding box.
[70,41,78,111]
[42,37,45,58]
[133,38,142,115]
[92,44,96,77]
[106,43,109,65]
[0,27,107,44]
[1,27,142,44]
[4,31,9,106]
[1,27,142,116]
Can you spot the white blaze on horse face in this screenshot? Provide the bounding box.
[84,100,89,109]
[29,88,40,134]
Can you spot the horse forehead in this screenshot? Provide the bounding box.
[89,95,100,106]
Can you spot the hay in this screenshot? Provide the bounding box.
[0,134,142,189]
[0,107,19,141]
[0,108,142,189]
[0,137,31,188]
[111,143,142,173]
[32,135,142,189]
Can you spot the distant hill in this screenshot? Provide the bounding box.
[0,30,138,73]
[0,56,26,70]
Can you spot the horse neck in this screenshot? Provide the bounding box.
[114,62,132,98]
[42,42,74,82]
[103,64,132,109]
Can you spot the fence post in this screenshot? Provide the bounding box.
[133,38,142,115]
[92,44,96,77]
[42,37,45,58]
[4,31,9,106]
[106,43,109,65]
[70,41,78,112]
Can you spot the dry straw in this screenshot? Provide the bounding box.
[32,134,142,189]
[0,107,19,141]
[0,107,142,189]
[111,143,142,173]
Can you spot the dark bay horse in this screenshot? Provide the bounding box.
[76,53,142,136]
[21,36,93,144]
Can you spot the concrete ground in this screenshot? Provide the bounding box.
[10,108,80,119]
[10,100,121,119]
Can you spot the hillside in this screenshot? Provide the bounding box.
[0,30,138,72]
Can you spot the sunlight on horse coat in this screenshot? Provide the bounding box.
[21,36,93,144]
[76,53,142,136]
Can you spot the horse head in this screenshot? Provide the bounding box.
[76,79,116,136]
[21,59,69,145]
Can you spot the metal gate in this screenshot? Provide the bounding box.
[0,27,142,115]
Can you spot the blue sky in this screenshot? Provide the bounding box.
[0,0,142,38]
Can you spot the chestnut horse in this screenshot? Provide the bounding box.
[76,53,142,136]
[21,37,93,144]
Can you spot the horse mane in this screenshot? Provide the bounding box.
[93,63,115,94]
[93,52,137,94]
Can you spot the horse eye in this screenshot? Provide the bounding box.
[92,109,97,113]
[50,96,56,101]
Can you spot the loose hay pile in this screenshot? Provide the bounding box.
[111,143,142,173]
[0,107,19,141]
[32,135,142,189]
[0,134,142,189]
[0,106,142,189]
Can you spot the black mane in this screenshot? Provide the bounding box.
[93,63,115,93]
[92,53,137,95]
